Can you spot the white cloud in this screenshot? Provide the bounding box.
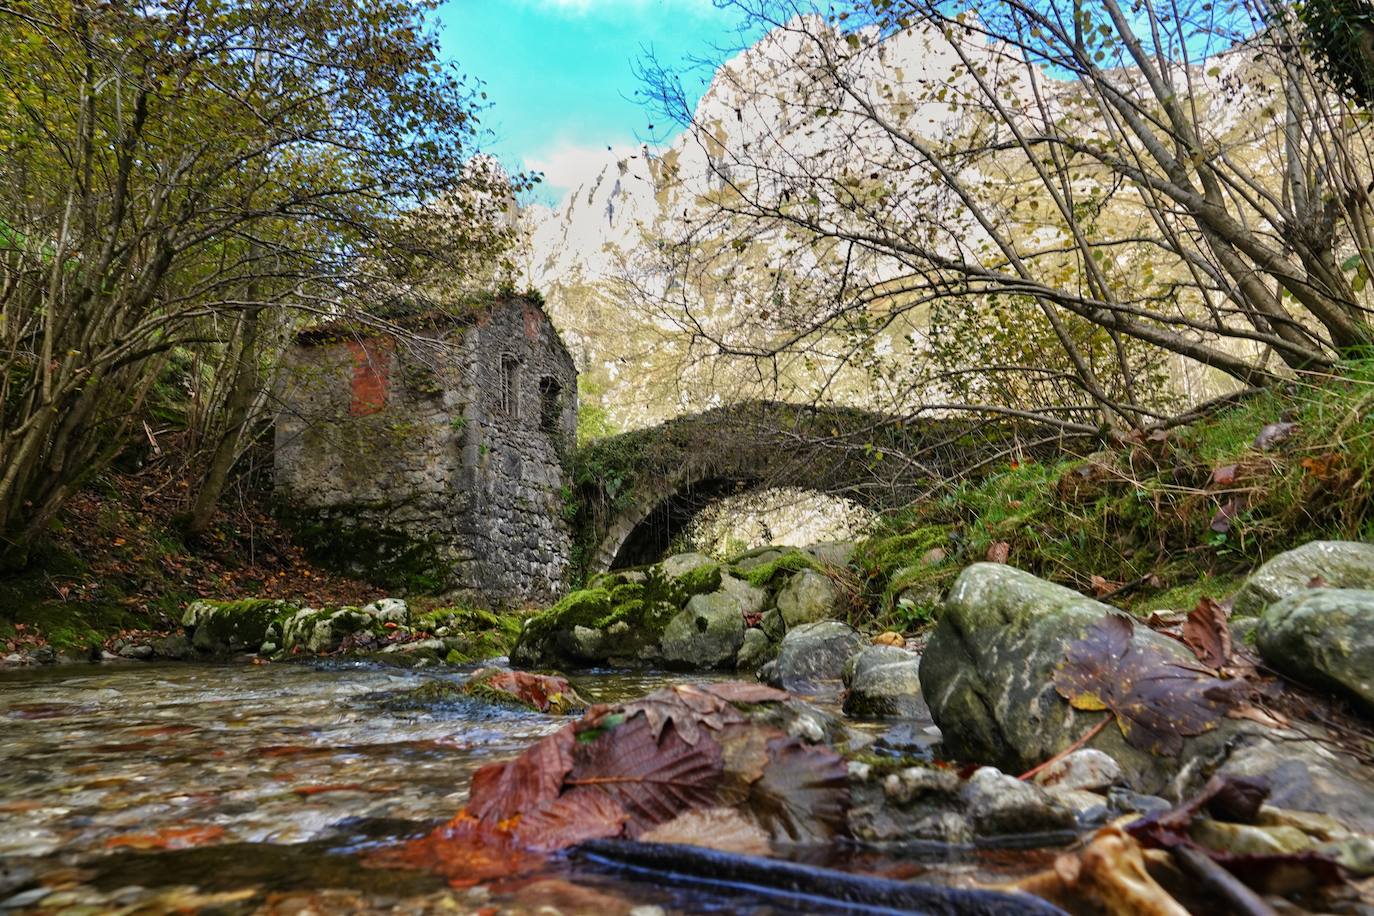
[525,138,644,199]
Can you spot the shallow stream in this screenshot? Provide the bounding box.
[0,662,1060,914]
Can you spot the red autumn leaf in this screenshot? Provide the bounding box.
[697,682,789,705]
[1181,598,1231,669]
[986,541,1011,564]
[1089,574,1118,597]
[104,825,225,850]
[511,788,629,852]
[564,711,723,836]
[1053,615,1248,757]
[376,813,542,888]
[469,669,578,713]
[467,727,575,823]
[615,683,756,746]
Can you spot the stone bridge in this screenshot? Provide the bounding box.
[570,400,1062,574]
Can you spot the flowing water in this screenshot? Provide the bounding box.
[0,662,1059,914]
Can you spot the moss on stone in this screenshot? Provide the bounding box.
[518,588,614,645]
[675,561,722,596]
[185,599,295,652]
[740,550,819,589]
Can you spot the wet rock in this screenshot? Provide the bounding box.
[918,563,1242,795]
[116,643,154,660]
[842,650,926,719]
[1106,788,1171,816]
[1257,588,1374,709]
[959,767,1076,836]
[842,644,911,687]
[1031,749,1123,793]
[363,598,409,627]
[735,627,774,672]
[748,698,850,745]
[1233,539,1374,616]
[660,592,746,670]
[1046,788,1111,826]
[1216,733,1374,833]
[882,766,960,804]
[775,569,839,627]
[280,607,372,654]
[766,621,864,692]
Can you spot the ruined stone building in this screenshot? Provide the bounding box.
[274,295,577,605]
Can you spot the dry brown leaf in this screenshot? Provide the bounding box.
[986,541,1011,564]
[640,806,772,855]
[1181,598,1231,670]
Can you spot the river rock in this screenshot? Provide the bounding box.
[960,767,1076,836]
[719,574,767,618]
[766,621,865,692]
[660,592,746,670]
[1257,588,1374,710]
[918,563,1241,796]
[842,647,926,719]
[183,599,293,654]
[1217,732,1374,833]
[842,644,911,686]
[660,552,716,580]
[1233,540,1374,616]
[805,541,855,567]
[775,569,839,627]
[363,597,409,626]
[735,627,774,672]
[1032,749,1123,793]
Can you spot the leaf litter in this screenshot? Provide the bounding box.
[373,682,849,888]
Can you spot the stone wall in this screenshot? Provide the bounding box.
[274,296,577,606]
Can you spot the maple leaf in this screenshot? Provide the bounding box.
[1053,615,1247,756]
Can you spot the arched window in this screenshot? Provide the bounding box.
[499,354,520,417]
[539,376,562,433]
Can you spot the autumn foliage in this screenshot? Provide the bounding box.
[379,682,850,887]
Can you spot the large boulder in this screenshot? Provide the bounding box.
[660,593,746,670]
[1257,588,1374,710]
[735,627,775,672]
[918,563,1241,796]
[842,645,928,719]
[1233,540,1374,616]
[719,573,767,618]
[775,569,839,627]
[765,621,865,692]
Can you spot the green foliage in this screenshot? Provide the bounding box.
[576,376,619,445]
[284,509,447,594]
[1298,0,1374,107]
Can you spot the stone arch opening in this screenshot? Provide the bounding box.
[607,480,875,570]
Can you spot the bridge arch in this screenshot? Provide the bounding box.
[571,400,1043,576]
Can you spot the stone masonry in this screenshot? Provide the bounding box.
[274,295,577,606]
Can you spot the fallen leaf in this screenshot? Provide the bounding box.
[986,541,1011,563]
[1089,575,1119,597]
[744,736,849,842]
[467,669,580,713]
[565,711,722,836]
[1015,825,1189,916]
[1054,615,1247,756]
[105,825,226,850]
[1210,464,1239,486]
[640,806,772,855]
[1209,496,1247,533]
[467,727,575,823]
[1181,598,1231,669]
[872,631,905,647]
[511,788,629,851]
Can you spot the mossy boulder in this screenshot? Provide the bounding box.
[660,592,746,670]
[919,563,1242,796]
[1257,588,1374,711]
[775,569,840,627]
[1233,540,1374,616]
[511,570,688,668]
[182,599,294,654]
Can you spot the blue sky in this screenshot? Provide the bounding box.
[437,0,747,203]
